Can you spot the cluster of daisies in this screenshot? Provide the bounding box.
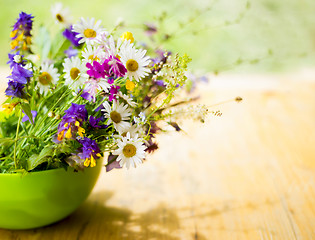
[1,4,195,173]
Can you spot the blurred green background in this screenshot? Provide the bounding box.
[0,0,315,73]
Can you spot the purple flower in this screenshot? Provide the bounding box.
[7,52,26,69]
[154,80,166,87]
[105,55,127,78]
[63,25,82,47]
[64,46,78,58]
[22,110,37,123]
[95,102,105,112]
[57,103,88,141]
[106,155,122,172]
[109,85,120,102]
[89,116,107,129]
[8,64,33,84]
[5,81,25,98]
[86,61,110,79]
[77,137,101,167]
[12,12,34,37]
[144,22,157,37]
[107,77,114,84]
[64,103,88,122]
[81,90,93,102]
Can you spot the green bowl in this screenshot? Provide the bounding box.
[0,162,102,230]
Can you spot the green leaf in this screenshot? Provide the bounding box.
[35,26,51,60]
[21,103,33,124]
[0,138,15,147]
[27,146,54,171]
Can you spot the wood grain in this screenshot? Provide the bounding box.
[0,67,315,239]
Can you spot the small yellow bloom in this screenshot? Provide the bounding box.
[75,121,80,127]
[22,41,28,50]
[57,130,65,141]
[10,30,18,38]
[26,36,32,44]
[10,40,19,50]
[16,33,24,41]
[78,127,85,138]
[96,153,102,158]
[126,79,135,91]
[84,158,91,167]
[90,155,96,167]
[65,127,72,138]
[120,31,134,43]
[2,103,15,115]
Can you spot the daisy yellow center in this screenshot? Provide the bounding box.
[70,67,80,80]
[123,144,137,158]
[56,14,64,22]
[84,29,97,38]
[126,59,139,72]
[39,72,52,85]
[110,111,122,123]
[88,55,99,62]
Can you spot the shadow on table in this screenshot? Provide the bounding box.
[6,190,192,240]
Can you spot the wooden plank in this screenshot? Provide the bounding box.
[0,68,315,239]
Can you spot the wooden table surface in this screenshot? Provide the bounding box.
[0,67,315,239]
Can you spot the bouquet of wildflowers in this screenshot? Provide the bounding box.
[0,4,209,173]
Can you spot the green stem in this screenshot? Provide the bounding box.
[14,108,22,169]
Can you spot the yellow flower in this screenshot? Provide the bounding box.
[78,127,85,138]
[10,40,19,50]
[126,79,135,91]
[65,128,72,139]
[120,31,134,43]
[2,103,15,115]
[10,30,18,38]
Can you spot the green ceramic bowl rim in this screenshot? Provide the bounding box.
[0,167,76,176]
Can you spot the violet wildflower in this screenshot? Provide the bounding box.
[144,23,157,37]
[89,116,107,129]
[84,61,112,102]
[109,85,120,102]
[106,55,127,78]
[8,64,33,84]
[86,61,110,79]
[10,12,34,51]
[77,137,101,167]
[5,81,25,98]
[12,12,34,36]
[154,80,166,87]
[64,46,78,58]
[7,52,26,68]
[22,110,37,123]
[57,103,88,141]
[106,155,122,172]
[63,25,82,47]
[107,77,114,84]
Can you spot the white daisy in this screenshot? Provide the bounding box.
[63,56,88,90]
[117,92,137,107]
[83,78,110,102]
[81,44,103,63]
[133,112,146,125]
[37,63,60,94]
[50,2,72,26]
[117,123,143,138]
[102,101,132,133]
[113,132,146,169]
[119,44,151,82]
[95,34,131,59]
[72,17,105,45]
